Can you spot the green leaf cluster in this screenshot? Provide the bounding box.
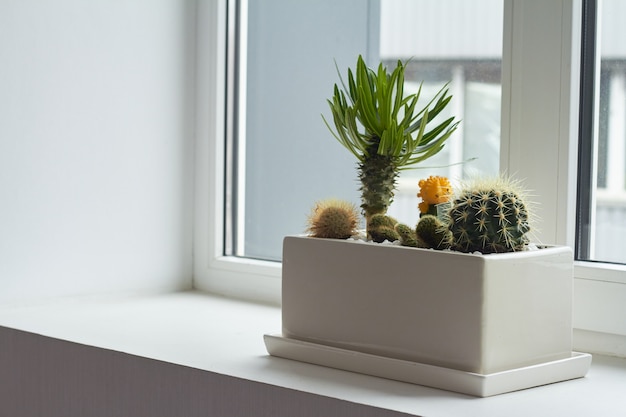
[322,55,459,169]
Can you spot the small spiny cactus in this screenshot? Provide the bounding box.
[416,215,451,250]
[368,214,400,243]
[444,177,532,254]
[394,223,419,247]
[307,199,360,239]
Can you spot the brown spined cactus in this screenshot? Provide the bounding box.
[306,199,360,239]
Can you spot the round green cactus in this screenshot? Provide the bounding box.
[444,178,531,254]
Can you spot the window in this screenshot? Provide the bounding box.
[577,0,626,264]
[225,0,374,262]
[380,0,503,227]
[196,0,626,356]
[227,0,503,261]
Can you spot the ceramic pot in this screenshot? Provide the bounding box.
[281,235,573,374]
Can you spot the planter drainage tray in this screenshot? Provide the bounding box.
[264,334,592,397]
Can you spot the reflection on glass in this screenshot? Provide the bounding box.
[238,0,503,261]
[380,0,503,227]
[592,0,626,263]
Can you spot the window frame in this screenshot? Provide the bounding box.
[194,0,626,354]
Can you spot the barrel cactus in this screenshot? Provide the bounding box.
[444,177,532,254]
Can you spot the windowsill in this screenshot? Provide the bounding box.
[1,290,626,416]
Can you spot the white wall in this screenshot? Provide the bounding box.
[0,0,196,302]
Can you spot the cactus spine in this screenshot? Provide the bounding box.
[444,178,531,254]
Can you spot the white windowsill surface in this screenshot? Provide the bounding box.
[1,290,625,417]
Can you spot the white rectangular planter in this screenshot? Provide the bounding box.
[266,235,591,396]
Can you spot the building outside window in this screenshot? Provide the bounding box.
[586,0,626,263]
[230,0,505,261]
[230,0,626,265]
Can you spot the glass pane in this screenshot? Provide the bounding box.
[234,0,503,261]
[590,0,626,263]
[379,0,503,229]
[237,0,372,261]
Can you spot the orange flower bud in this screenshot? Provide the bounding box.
[417,176,452,212]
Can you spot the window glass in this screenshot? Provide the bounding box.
[233,0,373,261]
[381,0,502,226]
[232,0,503,261]
[579,0,626,264]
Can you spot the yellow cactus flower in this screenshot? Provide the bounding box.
[417,176,452,213]
[418,201,430,214]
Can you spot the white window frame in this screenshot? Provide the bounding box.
[194,0,626,355]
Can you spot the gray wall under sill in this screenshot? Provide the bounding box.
[0,326,412,417]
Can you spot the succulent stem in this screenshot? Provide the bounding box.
[359,139,398,234]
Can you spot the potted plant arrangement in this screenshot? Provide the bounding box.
[264,56,591,397]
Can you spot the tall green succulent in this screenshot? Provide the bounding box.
[323,55,459,237]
